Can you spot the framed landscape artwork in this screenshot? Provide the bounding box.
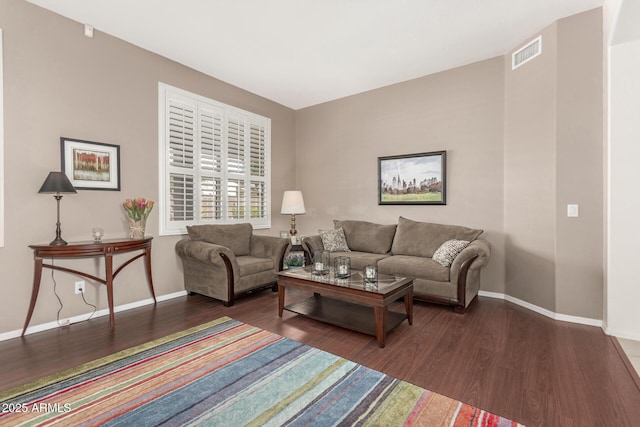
[61,137,121,191]
[378,151,446,205]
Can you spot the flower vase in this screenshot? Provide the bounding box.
[128,218,146,239]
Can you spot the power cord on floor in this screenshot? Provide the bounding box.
[50,259,66,326]
[81,290,97,321]
[50,259,98,325]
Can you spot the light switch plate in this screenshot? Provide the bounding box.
[567,204,579,218]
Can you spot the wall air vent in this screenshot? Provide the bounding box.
[512,35,542,70]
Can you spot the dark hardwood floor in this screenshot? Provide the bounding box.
[2,289,639,426]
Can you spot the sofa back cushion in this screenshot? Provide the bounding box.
[391,216,482,258]
[334,220,397,254]
[187,223,252,256]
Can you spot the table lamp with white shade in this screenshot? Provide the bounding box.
[280,190,305,244]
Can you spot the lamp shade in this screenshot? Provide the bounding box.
[280,190,305,215]
[38,172,77,194]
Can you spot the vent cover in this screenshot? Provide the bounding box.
[512,36,542,70]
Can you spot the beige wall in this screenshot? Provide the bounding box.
[504,24,558,310]
[297,8,604,319]
[0,0,295,335]
[504,9,604,318]
[295,58,507,294]
[555,10,604,318]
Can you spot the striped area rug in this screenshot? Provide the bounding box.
[0,317,523,426]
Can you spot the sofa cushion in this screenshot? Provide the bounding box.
[334,220,397,254]
[329,251,390,271]
[391,216,482,258]
[236,256,274,277]
[378,255,450,282]
[433,239,470,267]
[187,223,252,256]
[319,228,350,252]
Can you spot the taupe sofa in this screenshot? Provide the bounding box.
[302,217,491,312]
[175,223,290,306]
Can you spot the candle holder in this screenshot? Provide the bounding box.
[312,250,330,275]
[92,227,104,242]
[363,265,378,283]
[334,256,351,279]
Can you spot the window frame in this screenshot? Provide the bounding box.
[158,83,271,235]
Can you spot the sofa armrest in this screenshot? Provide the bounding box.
[250,235,291,271]
[451,238,491,270]
[302,235,324,255]
[449,238,491,283]
[175,239,240,281]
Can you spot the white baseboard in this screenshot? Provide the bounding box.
[2,290,610,342]
[479,290,603,329]
[0,291,188,342]
[604,326,640,342]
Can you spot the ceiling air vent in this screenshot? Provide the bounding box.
[512,36,542,70]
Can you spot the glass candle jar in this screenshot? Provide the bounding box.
[363,265,378,283]
[92,227,104,242]
[334,256,351,279]
[312,250,330,275]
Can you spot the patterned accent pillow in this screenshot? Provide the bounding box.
[319,228,350,252]
[432,239,470,267]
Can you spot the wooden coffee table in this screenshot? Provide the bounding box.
[277,267,413,348]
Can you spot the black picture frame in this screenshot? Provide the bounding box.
[378,151,446,205]
[61,137,121,191]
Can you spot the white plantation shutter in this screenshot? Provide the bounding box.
[250,181,266,219]
[199,108,223,173]
[227,117,245,174]
[159,83,271,234]
[250,123,266,177]
[199,107,224,221]
[167,98,196,223]
[227,178,245,220]
[249,123,267,220]
[169,174,194,221]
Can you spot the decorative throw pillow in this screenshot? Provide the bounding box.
[319,228,350,252]
[432,239,470,267]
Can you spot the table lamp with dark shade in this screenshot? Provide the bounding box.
[38,171,77,246]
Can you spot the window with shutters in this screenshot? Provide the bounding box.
[158,83,271,235]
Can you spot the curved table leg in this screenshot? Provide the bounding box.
[144,246,157,303]
[22,257,43,337]
[106,254,115,328]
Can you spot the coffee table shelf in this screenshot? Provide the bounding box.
[284,295,408,337]
[277,267,413,348]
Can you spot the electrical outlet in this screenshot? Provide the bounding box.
[74,280,85,294]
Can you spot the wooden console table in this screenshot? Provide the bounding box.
[22,237,156,336]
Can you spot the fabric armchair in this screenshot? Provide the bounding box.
[175,223,290,306]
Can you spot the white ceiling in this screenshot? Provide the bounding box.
[27,0,603,110]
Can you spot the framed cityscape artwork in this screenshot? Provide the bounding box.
[378,151,446,205]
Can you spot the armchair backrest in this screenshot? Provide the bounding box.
[186,223,253,255]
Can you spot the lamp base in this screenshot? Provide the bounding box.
[289,214,297,239]
[49,236,68,246]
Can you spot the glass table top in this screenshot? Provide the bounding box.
[277,266,410,294]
